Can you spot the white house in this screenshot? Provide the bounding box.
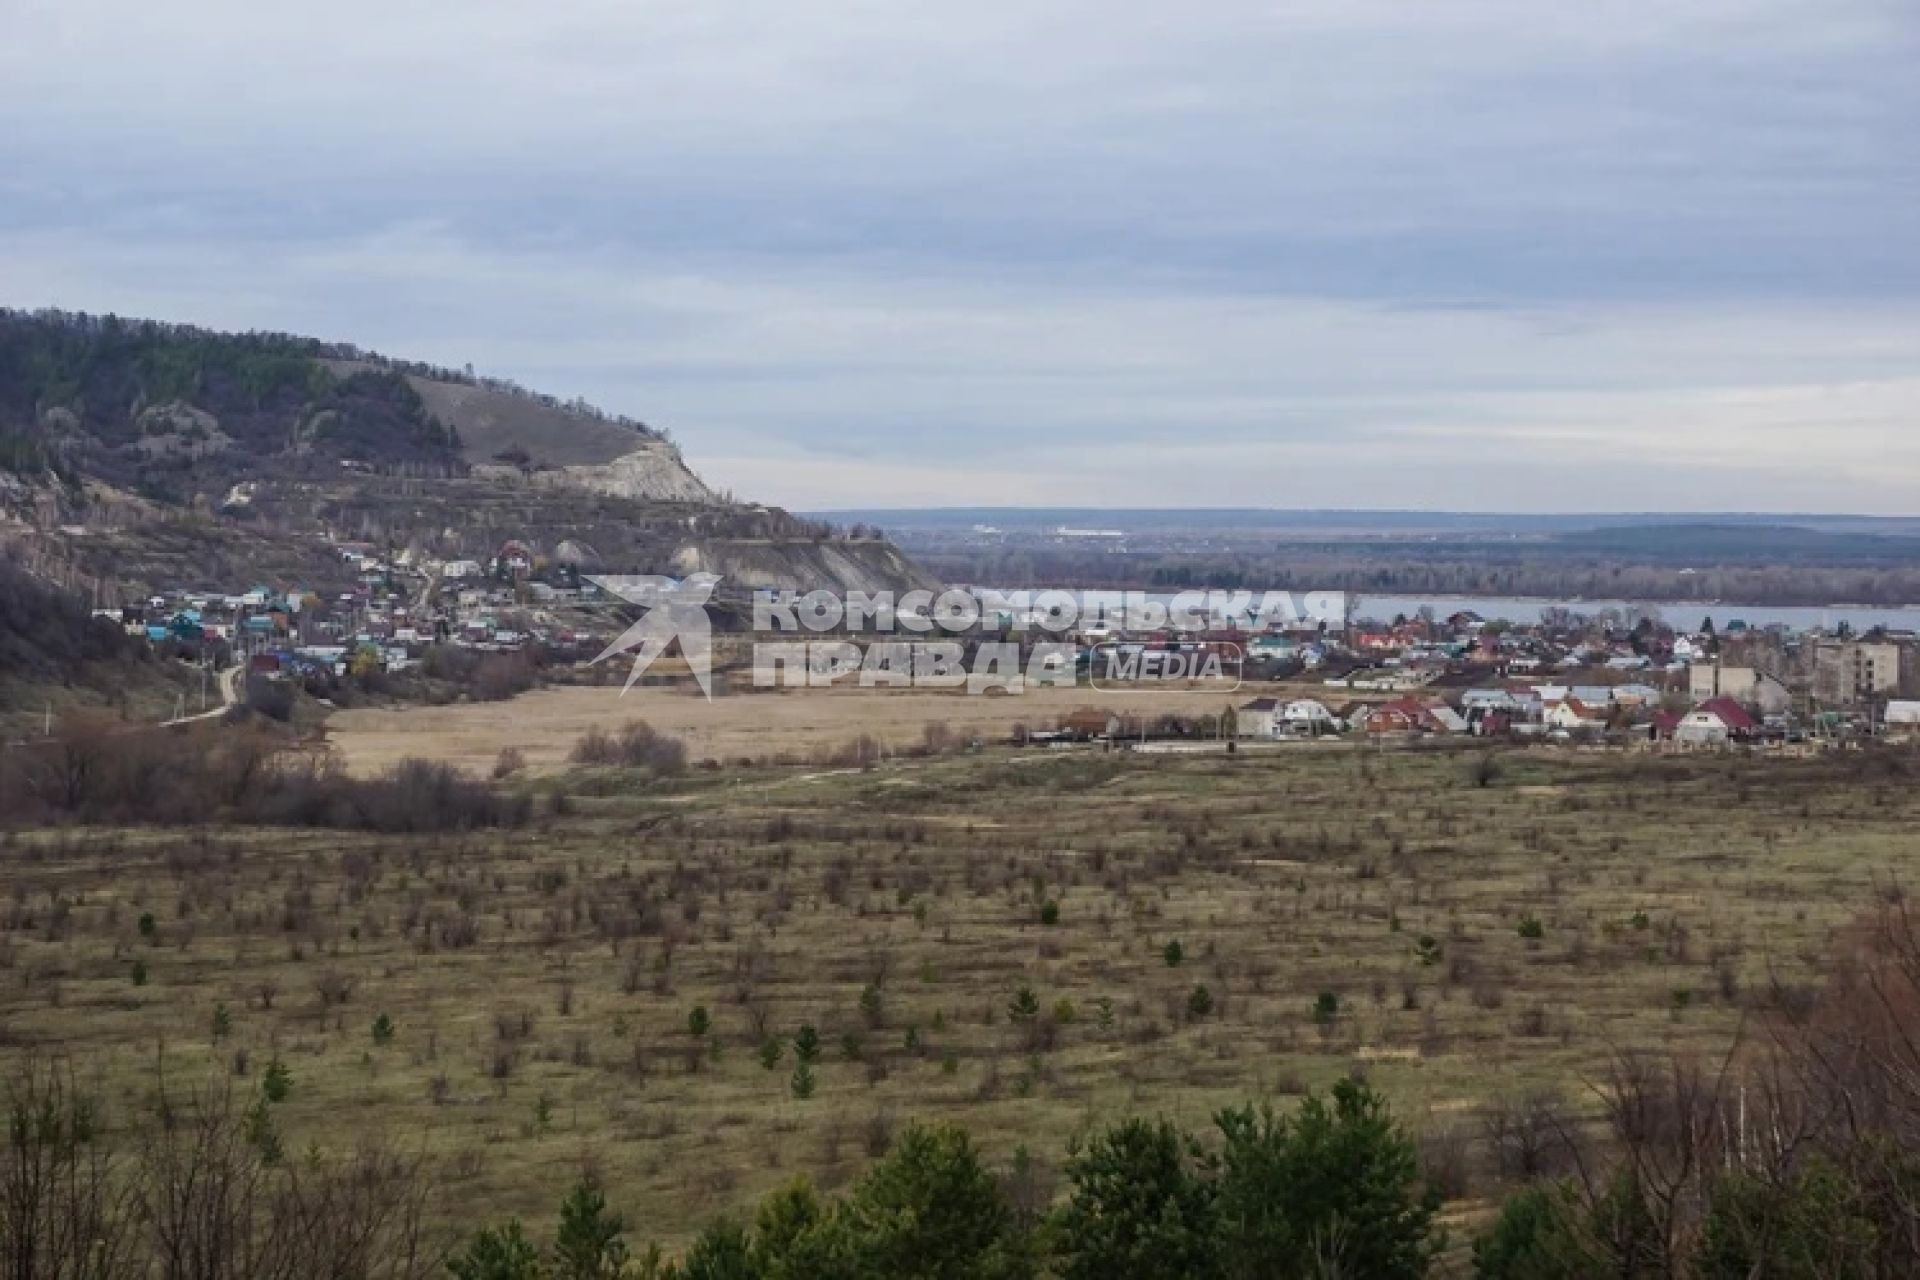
[1544,697,1607,731]
[1674,710,1731,746]
[1884,701,1920,735]
[1674,699,1756,746]
[1236,697,1281,739]
[1281,699,1340,733]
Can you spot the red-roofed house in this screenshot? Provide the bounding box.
[1674,696,1757,746]
[1365,696,1459,736]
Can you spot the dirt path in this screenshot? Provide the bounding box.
[163,664,241,726]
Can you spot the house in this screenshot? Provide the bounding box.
[1610,683,1664,708]
[1364,702,1423,735]
[1688,663,1791,714]
[1062,708,1120,741]
[1461,686,1534,715]
[1236,697,1282,739]
[1365,696,1461,735]
[1883,700,1920,736]
[1281,699,1339,733]
[1544,697,1607,731]
[1473,710,1512,737]
[1674,697,1758,746]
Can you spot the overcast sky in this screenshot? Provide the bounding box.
[4,0,1916,511]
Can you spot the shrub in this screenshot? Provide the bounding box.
[1467,753,1505,788]
[569,721,688,775]
[261,1056,292,1103]
[790,1061,816,1101]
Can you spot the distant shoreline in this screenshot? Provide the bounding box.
[976,586,1920,630]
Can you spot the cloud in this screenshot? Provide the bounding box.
[1,1,1915,509]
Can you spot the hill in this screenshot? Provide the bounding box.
[0,554,194,735]
[318,358,713,500]
[0,308,927,600]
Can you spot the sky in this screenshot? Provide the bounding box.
[3,0,1917,512]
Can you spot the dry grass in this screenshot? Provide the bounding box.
[324,679,1273,776]
[1,742,1915,1249]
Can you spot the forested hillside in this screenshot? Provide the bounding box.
[0,308,929,599]
[0,310,471,502]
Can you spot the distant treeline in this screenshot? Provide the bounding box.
[0,310,468,499]
[2,306,662,444]
[915,544,1920,607]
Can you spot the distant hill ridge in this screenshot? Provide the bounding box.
[0,308,711,503]
[0,307,930,601]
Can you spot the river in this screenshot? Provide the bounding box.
[991,587,1920,633]
[1352,595,1920,632]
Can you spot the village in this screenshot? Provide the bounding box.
[1217,605,1920,748]
[96,537,608,697]
[90,525,1920,755]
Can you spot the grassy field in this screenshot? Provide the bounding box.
[324,678,1277,776]
[2,735,1914,1254]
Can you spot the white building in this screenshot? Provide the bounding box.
[1236,697,1281,738]
[1281,699,1340,732]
